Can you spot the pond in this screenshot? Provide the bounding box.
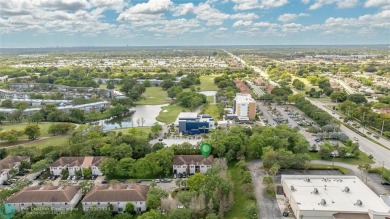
[94,104,168,131]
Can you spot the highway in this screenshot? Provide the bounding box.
[223,49,390,168]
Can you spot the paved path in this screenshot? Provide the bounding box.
[247,160,282,219]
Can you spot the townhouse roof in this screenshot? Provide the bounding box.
[82,184,149,202]
[0,156,29,172]
[6,186,80,203]
[173,155,214,166]
[51,157,105,168]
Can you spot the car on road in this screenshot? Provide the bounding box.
[101,178,108,184]
[381,181,390,186]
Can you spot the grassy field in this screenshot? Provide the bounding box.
[156,104,190,124]
[308,163,350,174]
[199,75,220,91]
[201,104,222,120]
[21,135,70,149]
[1,122,74,138]
[206,95,215,104]
[225,163,253,219]
[308,151,374,165]
[136,87,171,105]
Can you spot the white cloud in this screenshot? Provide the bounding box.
[172,3,194,16]
[309,0,358,10]
[365,0,390,9]
[282,23,303,32]
[302,0,310,4]
[232,0,289,10]
[230,13,259,20]
[193,2,229,26]
[122,0,172,14]
[233,20,253,27]
[278,13,309,22]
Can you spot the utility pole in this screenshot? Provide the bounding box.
[362,111,366,134]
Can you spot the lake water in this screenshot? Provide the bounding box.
[94,104,168,131]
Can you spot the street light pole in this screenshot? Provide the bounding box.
[381,119,385,136]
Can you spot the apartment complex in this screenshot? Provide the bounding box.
[6,185,82,211]
[233,93,257,120]
[82,184,148,213]
[50,157,105,177]
[0,156,30,184]
[172,155,214,175]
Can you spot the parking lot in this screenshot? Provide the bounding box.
[257,102,319,149]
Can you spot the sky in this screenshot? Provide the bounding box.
[0,0,389,47]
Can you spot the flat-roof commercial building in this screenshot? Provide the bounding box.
[175,112,215,135]
[281,175,390,219]
[233,93,256,120]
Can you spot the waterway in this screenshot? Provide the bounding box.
[93,104,168,131]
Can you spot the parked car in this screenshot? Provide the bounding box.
[182,173,187,178]
[3,181,12,186]
[381,181,390,186]
[102,178,108,184]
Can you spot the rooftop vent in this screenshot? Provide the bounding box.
[355,200,363,206]
[290,186,296,191]
[312,188,319,194]
[343,186,350,193]
[319,199,326,206]
[306,178,310,182]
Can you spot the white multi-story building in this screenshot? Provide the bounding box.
[50,157,105,177]
[173,155,214,175]
[82,184,148,213]
[0,156,30,184]
[281,175,390,219]
[5,185,82,211]
[233,93,257,120]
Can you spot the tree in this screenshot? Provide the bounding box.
[330,91,348,102]
[99,158,119,178]
[1,99,13,108]
[146,186,168,210]
[83,168,92,179]
[0,148,7,159]
[61,168,69,180]
[69,109,85,123]
[168,209,191,219]
[151,122,163,137]
[187,173,207,192]
[125,202,135,215]
[30,111,43,123]
[347,94,367,104]
[319,142,333,159]
[24,124,41,140]
[107,83,115,89]
[82,208,111,219]
[79,181,94,195]
[0,129,23,143]
[0,112,7,124]
[137,210,163,219]
[292,79,305,90]
[31,159,50,172]
[245,202,258,219]
[15,101,28,111]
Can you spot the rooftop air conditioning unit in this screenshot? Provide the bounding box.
[313,188,319,194]
[355,200,363,206]
[290,186,296,191]
[343,186,350,193]
[319,199,326,206]
[306,178,310,182]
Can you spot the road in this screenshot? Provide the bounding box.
[247,160,282,219]
[335,79,355,95]
[223,49,390,169]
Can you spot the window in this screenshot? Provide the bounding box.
[65,203,67,205]
[98,203,100,205]
[183,166,186,168]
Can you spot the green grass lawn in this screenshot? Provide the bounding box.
[199,75,220,91]
[20,135,70,149]
[201,104,221,120]
[136,87,171,105]
[1,122,74,138]
[225,162,252,219]
[156,104,190,124]
[308,151,374,165]
[308,163,350,174]
[206,95,215,104]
